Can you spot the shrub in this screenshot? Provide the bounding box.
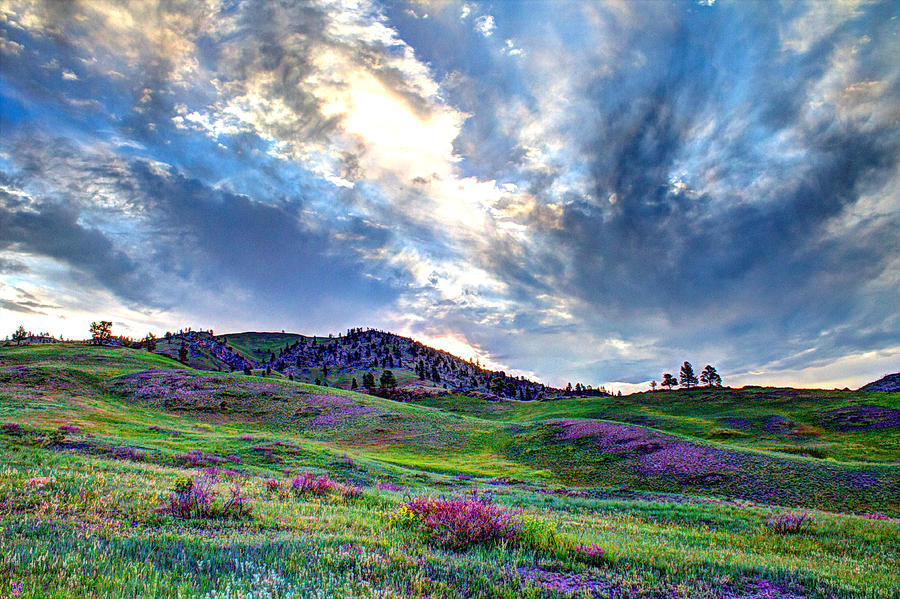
[291,472,338,496]
[375,481,403,492]
[863,513,891,521]
[519,514,563,554]
[223,481,253,519]
[57,424,81,435]
[174,449,225,467]
[404,495,523,549]
[165,473,251,520]
[266,477,287,495]
[109,446,146,461]
[340,485,362,500]
[572,543,604,565]
[1,423,24,436]
[767,511,811,533]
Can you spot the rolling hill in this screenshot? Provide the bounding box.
[860,373,900,392]
[154,328,574,400]
[1,341,898,598]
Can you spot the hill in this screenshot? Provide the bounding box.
[860,372,900,392]
[154,328,575,400]
[1,343,898,598]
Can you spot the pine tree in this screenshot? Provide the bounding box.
[661,373,677,389]
[680,362,699,388]
[380,369,398,389]
[143,333,157,351]
[700,364,722,387]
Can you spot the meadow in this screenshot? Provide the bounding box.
[0,343,898,598]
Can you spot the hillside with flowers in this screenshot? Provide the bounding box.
[0,341,898,598]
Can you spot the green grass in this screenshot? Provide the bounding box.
[218,332,320,362]
[417,388,900,463]
[1,343,898,598]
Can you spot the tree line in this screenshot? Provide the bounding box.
[650,362,722,391]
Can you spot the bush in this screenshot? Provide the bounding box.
[265,477,287,496]
[404,495,523,549]
[291,472,338,496]
[572,543,604,565]
[174,449,225,467]
[340,485,362,500]
[519,514,562,554]
[108,446,146,461]
[767,511,811,534]
[164,473,251,520]
[1,423,24,436]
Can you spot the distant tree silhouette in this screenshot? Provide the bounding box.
[649,380,657,392]
[351,377,358,390]
[680,362,698,388]
[143,333,157,351]
[700,364,722,387]
[90,321,112,345]
[243,365,252,375]
[179,344,188,362]
[661,373,678,390]
[12,325,27,345]
[380,369,398,390]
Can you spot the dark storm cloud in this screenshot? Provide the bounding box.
[123,160,403,308]
[537,3,900,375]
[0,199,148,302]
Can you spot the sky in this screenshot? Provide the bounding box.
[1,0,898,392]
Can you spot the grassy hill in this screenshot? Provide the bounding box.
[1,343,898,598]
[156,329,565,400]
[415,387,900,463]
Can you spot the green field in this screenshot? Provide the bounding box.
[1,343,898,598]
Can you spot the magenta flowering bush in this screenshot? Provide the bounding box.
[404,495,523,549]
[376,481,403,492]
[1,423,24,436]
[57,424,81,434]
[862,513,891,521]
[174,449,225,467]
[572,543,604,565]
[291,472,338,496]
[165,473,251,520]
[767,511,811,533]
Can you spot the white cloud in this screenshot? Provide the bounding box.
[474,14,495,37]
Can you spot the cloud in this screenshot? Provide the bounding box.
[0,258,29,274]
[0,298,44,314]
[474,15,495,37]
[0,0,897,390]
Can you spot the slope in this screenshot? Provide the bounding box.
[2,343,898,514]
